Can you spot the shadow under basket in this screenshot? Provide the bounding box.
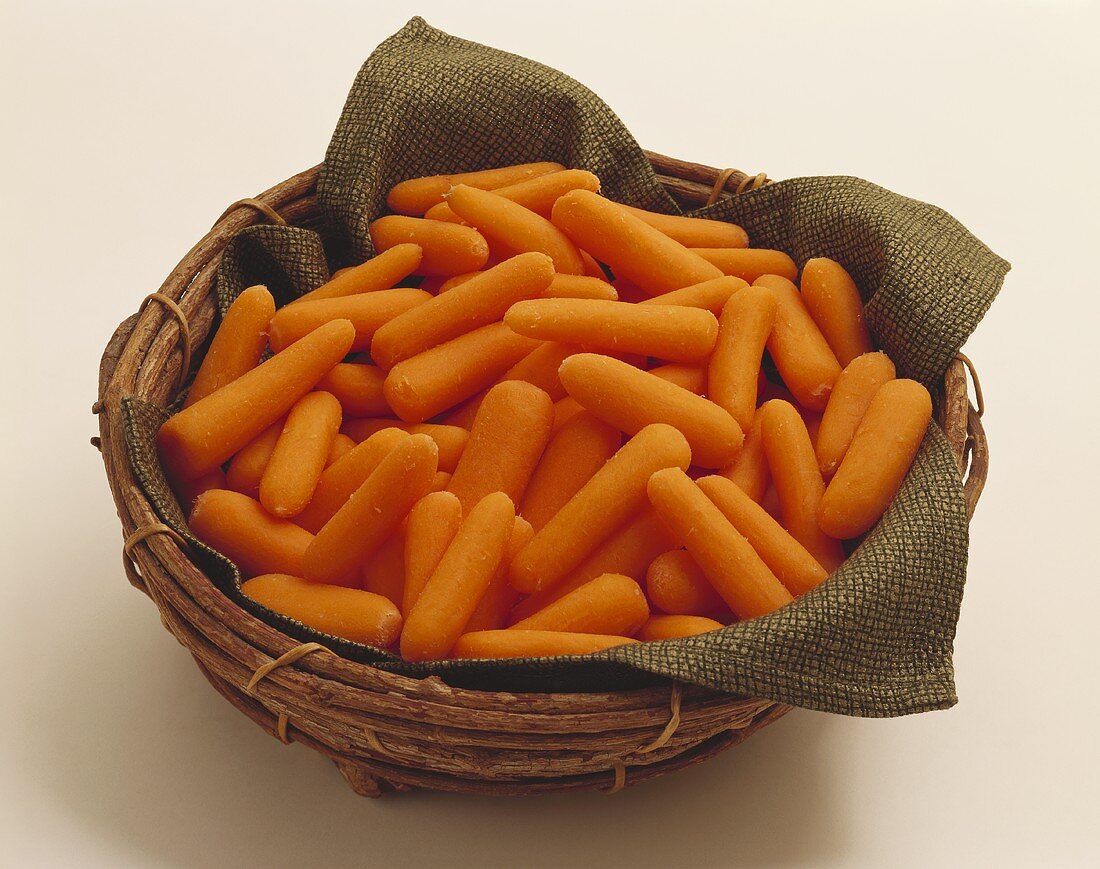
[93,153,989,797]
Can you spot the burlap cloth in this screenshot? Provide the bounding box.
[123,18,1008,715]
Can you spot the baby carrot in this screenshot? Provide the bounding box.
[429,168,602,222]
[718,407,771,502]
[184,285,274,407]
[505,299,719,362]
[519,412,621,531]
[693,249,798,283]
[550,395,586,435]
[431,471,452,491]
[447,381,553,511]
[370,252,554,369]
[464,516,535,633]
[758,400,845,572]
[401,491,516,661]
[510,424,691,594]
[387,162,565,215]
[638,276,747,314]
[438,272,616,301]
[326,433,357,467]
[637,615,725,641]
[645,550,725,616]
[648,362,707,394]
[559,353,743,468]
[291,244,423,305]
[340,420,468,473]
[172,467,227,513]
[402,491,463,616]
[302,434,439,584]
[241,575,402,647]
[369,216,489,276]
[225,417,285,499]
[697,475,828,597]
[189,489,316,580]
[800,257,873,366]
[259,391,342,518]
[315,363,390,418]
[446,185,585,275]
[158,319,355,480]
[499,341,577,401]
[384,322,540,423]
[551,190,723,295]
[618,205,749,249]
[268,287,431,354]
[647,468,793,619]
[360,530,406,609]
[453,630,637,659]
[708,284,777,430]
[816,352,897,479]
[819,379,932,539]
[511,573,649,636]
[757,275,842,412]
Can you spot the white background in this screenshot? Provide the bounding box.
[3,1,1098,866]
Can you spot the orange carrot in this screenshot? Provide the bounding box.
[559,353,743,468]
[550,395,586,435]
[158,319,355,480]
[401,491,516,661]
[816,352,897,479]
[758,400,845,572]
[428,168,602,222]
[510,424,691,594]
[402,491,463,616]
[708,284,777,430]
[619,206,749,248]
[645,550,726,616]
[719,407,771,502]
[693,248,798,282]
[431,470,452,491]
[259,391,342,518]
[326,433,356,467]
[241,574,402,646]
[291,244,423,305]
[800,257,873,366]
[302,434,438,583]
[315,363,390,418]
[551,190,723,295]
[447,381,553,511]
[646,468,793,619]
[648,362,707,394]
[453,630,637,659]
[505,299,719,362]
[387,162,565,215]
[369,216,489,276]
[638,615,724,641]
[360,530,406,609]
[499,341,577,401]
[184,285,275,407]
[370,252,554,369]
[464,516,535,633]
[511,573,649,636]
[756,275,842,412]
[819,379,932,539]
[268,288,431,354]
[172,467,227,513]
[638,276,747,314]
[224,418,285,499]
[340,420,468,473]
[438,272,616,301]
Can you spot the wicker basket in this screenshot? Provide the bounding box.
[93,152,989,797]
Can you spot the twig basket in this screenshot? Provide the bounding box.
[93,152,989,797]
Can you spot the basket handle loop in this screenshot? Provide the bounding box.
[122,523,189,592]
[603,682,683,794]
[138,292,192,394]
[706,168,771,206]
[216,197,287,227]
[245,642,330,692]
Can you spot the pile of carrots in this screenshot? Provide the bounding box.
[158,161,932,661]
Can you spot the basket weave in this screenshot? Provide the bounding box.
[93,153,989,797]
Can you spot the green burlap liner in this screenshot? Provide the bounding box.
[123,18,1007,716]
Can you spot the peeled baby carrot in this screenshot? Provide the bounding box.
[819,379,932,539]
[360,530,406,609]
[370,252,554,369]
[431,471,451,491]
[158,319,355,480]
[464,516,535,632]
[500,341,576,401]
[697,475,828,597]
[816,352,897,479]
[429,169,602,222]
[369,216,489,276]
[326,433,356,467]
[550,395,586,435]
[172,467,227,512]
[551,190,723,295]
[509,507,676,622]
[579,250,608,280]
[511,573,649,635]
[268,288,431,354]
[402,491,463,616]
[719,407,771,502]
[708,284,777,430]
[447,381,553,511]
[225,418,284,498]
[800,257,873,366]
[519,412,621,531]
[505,299,719,362]
[619,205,749,249]
[241,574,402,646]
[756,275,842,412]
[453,630,637,659]
[436,272,480,292]
[438,272,616,301]
[190,489,316,580]
[401,491,516,661]
[758,400,845,572]
[645,550,726,616]
[638,615,725,641]
[341,420,468,473]
[383,322,540,423]
[559,353,743,468]
[315,363,390,418]
[387,162,565,215]
[259,391,342,518]
[648,362,707,394]
[693,248,798,283]
[184,285,275,407]
[302,434,438,584]
[292,244,423,305]
[646,468,793,619]
[293,428,409,533]
[639,276,747,314]
[510,424,691,594]
[446,185,585,275]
